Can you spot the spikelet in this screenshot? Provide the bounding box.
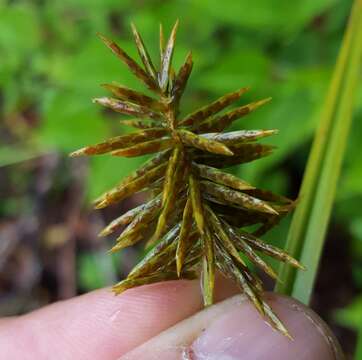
[70,21,304,338]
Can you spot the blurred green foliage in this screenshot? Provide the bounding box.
[1,0,362,317]
[335,295,362,330]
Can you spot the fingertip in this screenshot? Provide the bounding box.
[122,293,344,360]
[0,275,238,360]
[22,281,202,358]
[190,293,344,360]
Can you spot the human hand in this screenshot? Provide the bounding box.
[0,278,343,359]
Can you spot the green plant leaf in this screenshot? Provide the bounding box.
[276,0,362,304]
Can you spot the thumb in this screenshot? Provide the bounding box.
[121,293,344,360]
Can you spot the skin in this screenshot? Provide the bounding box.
[0,277,344,360]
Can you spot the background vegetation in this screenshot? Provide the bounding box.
[0,0,361,357]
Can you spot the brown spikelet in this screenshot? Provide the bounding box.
[70,21,303,338]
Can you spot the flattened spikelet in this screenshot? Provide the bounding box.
[111,138,173,157]
[131,22,157,80]
[97,33,160,93]
[101,84,164,112]
[120,119,161,129]
[201,129,278,144]
[176,197,194,276]
[196,97,272,133]
[159,20,179,89]
[180,87,249,127]
[70,129,168,157]
[193,163,254,191]
[201,180,279,215]
[177,129,234,156]
[202,231,215,306]
[94,162,167,209]
[172,51,193,108]
[70,21,301,338]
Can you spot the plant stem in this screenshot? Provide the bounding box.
[356,326,362,360]
[275,0,362,304]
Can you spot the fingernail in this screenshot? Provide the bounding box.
[189,293,344,360]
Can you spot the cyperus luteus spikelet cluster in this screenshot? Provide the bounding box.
[70,21,304,337]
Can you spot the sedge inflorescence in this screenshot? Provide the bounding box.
[70,21,304,337]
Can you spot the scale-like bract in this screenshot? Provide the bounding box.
[71,22,304,337]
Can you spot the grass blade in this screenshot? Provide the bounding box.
[275,0,362,304]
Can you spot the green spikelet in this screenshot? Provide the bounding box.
[70,21,304,338]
